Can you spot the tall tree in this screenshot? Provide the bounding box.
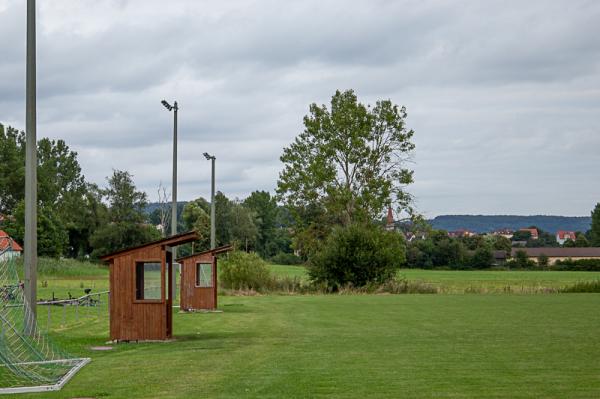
[591,203,600,246]
[181,197,211,251]
[229,201,259,251]
[574,232,590,247]
[90,170,160,258]
[243,191,278,257]
[0,124,93,256]
[0,124,25,214]
[155,182,171,237]
[277,90,415,228]
[214,192,233,246]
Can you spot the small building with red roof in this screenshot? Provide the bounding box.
[556,230,577,245]
[518,228,539,240]
[0,230,23,261]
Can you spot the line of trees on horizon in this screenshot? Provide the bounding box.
[0,122,298,262]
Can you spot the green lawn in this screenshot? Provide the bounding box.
[15,294,600,398]
[268,265,600,293]
[268,264,308,280]
[397,269,600,293]
[5,259,600,397]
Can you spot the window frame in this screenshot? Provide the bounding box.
[133,259,164,303]
[195,261,213,288]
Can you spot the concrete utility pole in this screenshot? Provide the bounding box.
[172,102,178,239]
[203,153,216,249]
[24,0,37,329]
[161,100,179,256]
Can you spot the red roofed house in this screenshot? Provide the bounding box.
[0,230,23,261]
[556,231,577,245]
[519,228,539,240]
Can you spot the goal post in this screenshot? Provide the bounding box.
[0,257,90,394]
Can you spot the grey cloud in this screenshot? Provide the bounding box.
[1,0,600,215]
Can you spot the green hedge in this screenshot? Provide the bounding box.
[551,258,600,271]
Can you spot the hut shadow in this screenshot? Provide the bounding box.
[175,331,257,346]
[175,303,252,314]
[218,303,252,314]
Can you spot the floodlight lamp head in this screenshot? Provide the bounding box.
[161,100,173,111]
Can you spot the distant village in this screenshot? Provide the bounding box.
[3,210,600,267]
[384,208,600,266]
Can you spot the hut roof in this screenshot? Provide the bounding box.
[100,231,199,261]
[176,244,233,262]
[511,247,600,257]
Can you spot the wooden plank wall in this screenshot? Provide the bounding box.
[180,253,217,311]
[109,245,168,341]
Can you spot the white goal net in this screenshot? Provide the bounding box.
[0,254,89,394]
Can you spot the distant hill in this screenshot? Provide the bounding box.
[144,201,188,215]
[429,215,591,234]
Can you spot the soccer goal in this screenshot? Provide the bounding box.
[0,255,90,394]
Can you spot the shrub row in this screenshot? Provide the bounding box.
[559,280,600,293]
[551,258,600,271]
[269,252,303,265]
[220,251,436,294]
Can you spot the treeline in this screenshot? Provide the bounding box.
[1,123,297,261]
[406,230,511,269]
[0,123,161,258]
[170,191,297,262]
[406,225,600,270]
[430,215,592,233]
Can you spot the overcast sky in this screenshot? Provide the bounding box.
[1,0,599,217]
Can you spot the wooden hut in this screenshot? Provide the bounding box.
[100,231,199,341]
[177,245,232,311]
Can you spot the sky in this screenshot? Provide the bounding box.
[1,0,599,218]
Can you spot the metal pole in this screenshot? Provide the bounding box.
[24,0,37,333]
[171,102,178,257]
[210,157,216,249]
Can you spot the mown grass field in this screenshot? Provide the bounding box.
[271,264,600,293]
[17,294,600,399]
[6,258,600,398]
[396,268,600,292]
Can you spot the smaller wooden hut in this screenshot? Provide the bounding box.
[177,245,232,311]
[100,231,199,341]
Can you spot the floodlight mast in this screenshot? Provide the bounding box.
[162,99,179,257]
[203,153,216,249]
[24,0,37,333]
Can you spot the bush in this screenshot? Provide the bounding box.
[467,247,494,269]
[220,251,273,291]
[270,252,303,265]
[308,224,405,289]
[551,258,600,271]
[376,278,437,294]
[560,280,600,293]
[537,254,549,268]
[506,250,537,269]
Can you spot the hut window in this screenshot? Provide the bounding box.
[135,262,162,300]
[196,263,212,287]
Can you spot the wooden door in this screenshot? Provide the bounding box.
[166,251,173,338]
[195,257,216,310]
[212,256,217,309]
